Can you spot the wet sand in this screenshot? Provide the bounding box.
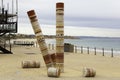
[0,46,120,80]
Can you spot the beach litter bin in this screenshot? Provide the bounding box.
[64,43,74,52]
[83,67,96,77]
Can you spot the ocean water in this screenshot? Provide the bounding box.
[46,37,120,54]
[11,37,120,54]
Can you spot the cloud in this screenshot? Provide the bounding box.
[2,0,120,36]
[64,26,120,37]
[65,17,120,29]
[16,0,120,18]
[65,0,120,18]
[16,0,120,29]
[18,23,120,37]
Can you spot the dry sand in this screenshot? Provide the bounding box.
[0,46,120,80]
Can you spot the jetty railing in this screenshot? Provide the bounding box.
[11,41,119,58]
[73,45,119,58]
[47,44,119,58]
[46,44,119,58]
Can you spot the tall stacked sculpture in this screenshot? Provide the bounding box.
[27,2,97,78]
[27,2,64,73]
[56,2,64,72]
[27,10,54,68]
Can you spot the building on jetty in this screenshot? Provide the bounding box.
[0,0,18,54]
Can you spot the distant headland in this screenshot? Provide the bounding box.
[6,34,80,39]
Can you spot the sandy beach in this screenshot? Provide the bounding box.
[0,46,120,80]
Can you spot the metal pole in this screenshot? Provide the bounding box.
[102,48,104,56]
[16,0,18,14]
[52,44,54,50]
[75,46,77,53]
[7,3,9,12]
[81,46,83,54]
[48,44,50,50]
[12,0,14,14]
[1,0,3,9]
[9,33,11,52]
[87,47,89,54]
[94,47,96,55]
[111,48,113,57]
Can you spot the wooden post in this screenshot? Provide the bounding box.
[111,48,113,57]
[94,47,96,55]
[102,48,104,56]
[56,2,64,72]
[27,10,54,68]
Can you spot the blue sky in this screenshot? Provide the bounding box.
[1,0,120,37]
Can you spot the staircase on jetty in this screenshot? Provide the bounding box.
[0,0,18,54]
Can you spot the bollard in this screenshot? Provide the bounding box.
[56,2,64,72]
[83,67,96,77]
[22,61,40,68]
[47,67,60,77]
[27,10,53,68]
